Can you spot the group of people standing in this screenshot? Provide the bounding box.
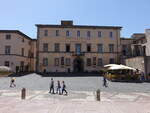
[49,78,68,95]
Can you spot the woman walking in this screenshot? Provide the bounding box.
[56,80,61,95]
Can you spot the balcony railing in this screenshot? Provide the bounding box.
[72,52,85,56]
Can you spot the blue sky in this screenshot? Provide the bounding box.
[0,0,149,38]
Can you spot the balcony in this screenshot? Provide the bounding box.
[72,52,85,56]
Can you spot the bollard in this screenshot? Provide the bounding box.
[96,89,100,101]
[21,88,26,100]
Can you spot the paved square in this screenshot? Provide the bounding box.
[0,73,150,113]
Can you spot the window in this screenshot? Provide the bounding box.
[6,34,11,40]
[87,31,91,37]
[122,45,128,56]
[98,31,102,37]
[20,61,24,66]
[28,50,33,58]
[66,44,70,52]
[86,58,91,66]
[66,30,70,37]
[87,44,91,52]
[75,44,81,55]
[109,58,115,64]
[54,43,60,52]
[28,41,31,45]
[66,58,71,66]
[109,44,114,52]
[61,57,64,65]
[43,43,48,52]
[56,30,59,36]
[43,58,48,66]
[44,30,48,36]
[109,32,113,38]
[54,58,59,66]
[5,46,11,54]
[4,61,10,67]
[22,38,24,42]
[93,57,96,65]
[21,48,24,56]
[97,58,103,66]
[97,44,103,53]
[77,31,80,37]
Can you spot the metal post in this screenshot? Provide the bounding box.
[21,88,26,100]
[96,89,100,101]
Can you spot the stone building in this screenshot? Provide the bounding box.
[36,21,122,72]
[123,29,150,78]
[0,30,36,73]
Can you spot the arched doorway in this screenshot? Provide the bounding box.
[73,57,84,72]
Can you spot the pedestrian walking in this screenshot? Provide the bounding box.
[103,76,108,87]
[56,80,61,95]
[62,81,68,95]
[49,78,55,94]
[140,71,145,81]
[10,77,16,88]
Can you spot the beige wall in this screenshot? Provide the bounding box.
[146,29,150,56]
[0,32,36,72]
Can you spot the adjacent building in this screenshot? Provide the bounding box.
[0,30,36,73]
[36,21,122,72]
[123,30,150,78]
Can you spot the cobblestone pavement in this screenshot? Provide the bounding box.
[0,73,150,113]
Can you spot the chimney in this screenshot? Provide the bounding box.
[61,20,73,26]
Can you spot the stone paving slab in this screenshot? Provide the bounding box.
[1,90,150,102]
[0,90,150,113]
[0,99,150,113]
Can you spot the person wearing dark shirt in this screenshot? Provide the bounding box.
[56,80,61,95]
[62,81,68,95]
[49,78,54,94]
[103,76,108,87]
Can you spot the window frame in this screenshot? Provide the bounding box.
[97,44,103,53]
[43,58,48,66]
[56,30,59,36]
[97,58,103,66]
[66,44,70,52]
[4,61,10,67]
[66,30,70,37]
[6,34,11,40]
[43,43,48,52]
[109,44,114,53]
[77,30,80,37]
[5,45,11,55]
[65,58,71,66]
[109,31,113,38]
[54,58,59,66]
[87,31,91,38]
[87,44,91,52]
[86,58,91,66]
[44,29,48,37]
[98,31,102,38]
[54,43,60,52]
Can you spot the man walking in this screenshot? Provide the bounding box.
[62,81,68,95]
[103,76,108,87]
[56,80,61,95]
[49,78,54,94]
